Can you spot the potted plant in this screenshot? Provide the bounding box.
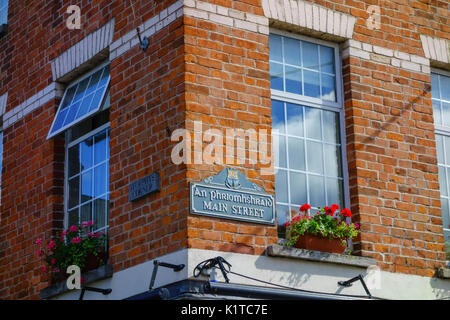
[35,221,107,283]
[283,203,360,254]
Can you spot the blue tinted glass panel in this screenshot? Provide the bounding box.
[0,0,8,25]
[270,62,284,91]
[48,65,110,138]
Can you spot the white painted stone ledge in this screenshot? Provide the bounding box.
[261,0,356,39]
[343,40,431,74]
[2,83,64,129]
[110,0,184,60]
[420,35,450,66]
[184,0,269,35]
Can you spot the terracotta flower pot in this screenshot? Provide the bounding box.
[294,233,346,254]
[84,251,107,272]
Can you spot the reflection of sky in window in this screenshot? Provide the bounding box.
[269,34,336,102]
[0,0,8,25]
[48,65,110,138]
[433,72,450,241]
[67,128,110,233]
[271,100,344,222]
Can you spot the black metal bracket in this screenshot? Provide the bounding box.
[193,256,232,283]
[338,274,372,299]
[136,27,149,52]
[78,286,112,300]
[149,260,185,290]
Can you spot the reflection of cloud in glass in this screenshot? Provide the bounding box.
[305,107,321,140]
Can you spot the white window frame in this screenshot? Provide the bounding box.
[432,67,450,247]
[47,62,110,139]
[64,121,110,234]
[270,29,350,221]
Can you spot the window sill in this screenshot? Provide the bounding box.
[0,24,7,38]
[39,264,114,300]
[266,244,377,268]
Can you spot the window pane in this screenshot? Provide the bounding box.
[433,100,441,126]
[288,137,305,171]
[63,101,81,127]
[436,135,444,165]
[61,86,77,110]
[89,88,107,113]
[80,137,94,171]
[289,171,307,205]
[286,103,303,137]
[94,163,107,197]
[94,131,108,165]
[305,107,321,140]
[276,204,289,238]
[94,198,107,229]
[271,100,285,134]
[441,198,450,230]
[326,178,344,208]
[275,135,287,168]
[441,75,450,101]
[81,170,93,203]
[431,73,440,100]
[269,34,282,62]
[84,69,103,97]
[324,144,342,177]
[323,110,340,143]
[442,102,450,127]
[321,74,336,101]
[320,46,335,74]
[80,202,92,224]
[68,208,79,227]
[68,146,80,177]
[48,65,110,137]
[307,140,323,174]
[73,78,90,102]
[302,42,319,70]
[304,70,320,98]
[445,136,450,165]
[68,176,79,209]
[275,170,288,203]
[270,62,284,91]
[309,175,325,207]
[285,66,302,95]
[439,166,447,196]
[284,37,301,66]
[276,204,290,227]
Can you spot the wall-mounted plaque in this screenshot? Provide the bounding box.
[190,168,275,225]
[129,172,160,202]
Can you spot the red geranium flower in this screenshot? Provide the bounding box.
[299,204,311,212]
[324,206,334,216]
[340,208,352,218]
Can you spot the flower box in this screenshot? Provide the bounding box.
[35,221,107,284]
[284,203,360,255]
[294,233,346,254]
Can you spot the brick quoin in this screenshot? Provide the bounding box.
[0,0,448,300]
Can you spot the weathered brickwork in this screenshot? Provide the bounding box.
[183,0,277,256]
[0,0,448,300]
[0,0,185,300]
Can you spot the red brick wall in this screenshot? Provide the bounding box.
[108,15,186,271]
[183,0,278,256]
[0,0,449,300]
[0,0,185,299]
